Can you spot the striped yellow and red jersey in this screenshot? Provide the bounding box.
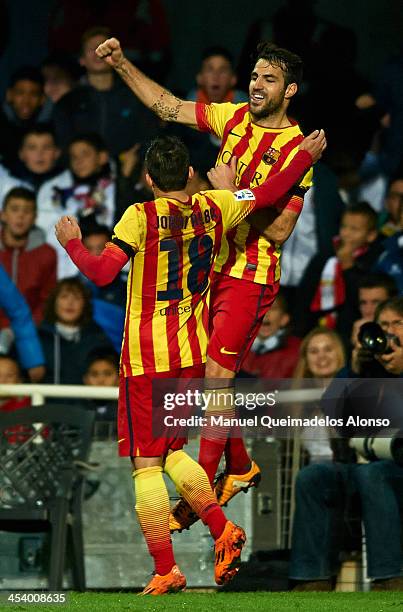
[195,102,313,285]
[112,190,257,376]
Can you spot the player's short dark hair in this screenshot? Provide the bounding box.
[201,46,234,67]
[3,187,36,210]
[254,42,303,87]
[81,26,111,55]
[9,66,44,89]
[375,296,403,320]
[145,136,190,192]
[68,132,107,153]
[20,123,57,146]
[343,201,378,232]
[358,273,398,297]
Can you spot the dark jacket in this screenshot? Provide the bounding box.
[39,321,114,385]
[52,80,160,157]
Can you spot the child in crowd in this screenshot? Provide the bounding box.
[36,133,116,278]
[10,124,61,191]
[39,277,114,385]
[239,292,301,379]
[297,202,385,340]
[83,349,119,423]
[0,66,52,167]
[0,187,57,326]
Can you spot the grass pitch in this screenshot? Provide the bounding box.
[3,591,403,611]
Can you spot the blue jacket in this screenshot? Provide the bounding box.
[0,264,44,369]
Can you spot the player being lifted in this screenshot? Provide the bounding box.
[55,134,324,594]
[96,38,318,531]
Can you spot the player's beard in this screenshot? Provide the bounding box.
[249,89,286,121]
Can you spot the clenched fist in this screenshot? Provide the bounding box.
[96,37,125,69]
[299,129,327,164]
[55,216,82,248]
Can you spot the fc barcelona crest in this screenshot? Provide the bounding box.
[262,147,281,165]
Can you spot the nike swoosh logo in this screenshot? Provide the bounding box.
[229,130,242,137]
[220,347,238,355]
[118,438,125,443]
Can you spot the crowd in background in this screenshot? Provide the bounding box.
[0,1,403,590]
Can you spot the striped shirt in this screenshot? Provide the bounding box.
[195,102,313,285]
[112,190,257,375]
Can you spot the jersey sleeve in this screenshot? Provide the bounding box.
[195,102,243,138]
[112,204,146,255]
[210,189,256,230]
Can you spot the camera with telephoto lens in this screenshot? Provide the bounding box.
[358,321,400,355]
[350,429,403,466]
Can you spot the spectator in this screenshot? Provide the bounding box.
[79,223,126,352]
[375,201,403,293]
[36,133,115,278]
[290,299,403,591]
[52,26,159,158]
[39,277,114,385]
[350,273,398,347]
[0,66,52,167]
[0,263,45,382]
[296,203,384,340]
[187,46,247,105]
[8,124,61,192]
[83,348,119,422]
[292,327,346,464]
[379,175,403,237]
[41,54,80,104]
[239,292,301,379]
[0,355,32,444]
[0,187,57,326]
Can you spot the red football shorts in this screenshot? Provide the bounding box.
[118,364,205,457]
[208,271,280,372]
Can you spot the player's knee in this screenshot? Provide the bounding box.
[205,356,234,379]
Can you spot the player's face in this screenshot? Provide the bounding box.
[257,300,289,339]
[19,134,59,174]
[359,287,389,319]
[339,213,375,251]
[249,60,288,119]
[7,80,44,121]
[198,55,236,103]
[0,358,20,384]
[306,334,341,378]
[1,198,36,239]
[84,360,119,387]
[55,288,85,326]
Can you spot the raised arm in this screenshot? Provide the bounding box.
[55,216,129,286]
[96,37,197,127]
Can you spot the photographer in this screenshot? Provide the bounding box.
[289,297,403,591]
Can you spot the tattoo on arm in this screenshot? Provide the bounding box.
[151,89,183,121]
